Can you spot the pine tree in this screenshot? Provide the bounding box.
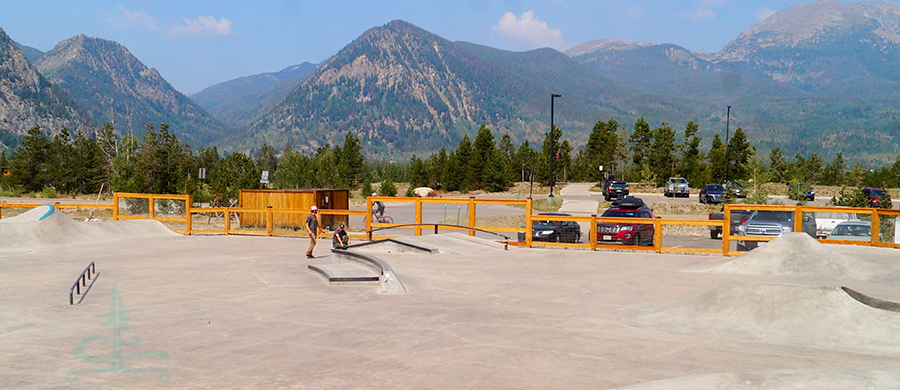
[725,128,753,181]
[648,122,676,186]
[677,121,703,187]
[708,134,726,183]
[380,176,398,197]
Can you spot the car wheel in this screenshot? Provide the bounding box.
[710,230,718,239]
[810,196,815,201]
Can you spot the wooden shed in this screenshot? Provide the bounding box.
[239,189,349,229]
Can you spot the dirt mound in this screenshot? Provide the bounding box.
[0,204,175,252]
[610,369,900,390]
[633,283,900,355]
[700,232,874,280]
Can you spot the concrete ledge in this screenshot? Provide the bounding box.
[331,249,407,294]
[307,263,379,283]
[842,286,900,313]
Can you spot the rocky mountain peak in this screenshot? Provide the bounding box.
[719,0,900,61]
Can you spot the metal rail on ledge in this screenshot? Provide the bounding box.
[367,223,510,250]
[69,261,96,305]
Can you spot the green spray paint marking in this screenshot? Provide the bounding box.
[63,281,171,383]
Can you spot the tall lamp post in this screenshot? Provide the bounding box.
[549,93,562,198]
[724,105,731,184]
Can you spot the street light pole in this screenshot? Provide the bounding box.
[549,93,562,198]
[724,105,731,184]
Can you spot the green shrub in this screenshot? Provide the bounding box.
[40,186,57,199]
[404,186,416,197]
[380,176,398,197]
[360,178,374,198]
[0,185,24,197]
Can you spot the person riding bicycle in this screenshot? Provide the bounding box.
[371,193,385,221]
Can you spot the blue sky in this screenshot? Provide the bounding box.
[0,0,870,93]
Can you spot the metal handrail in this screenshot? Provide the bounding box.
[69,261,96,305]
[367,223,510,250]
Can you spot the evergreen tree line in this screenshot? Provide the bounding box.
[2,119,899,201]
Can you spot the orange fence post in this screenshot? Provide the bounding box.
[722,206,731,256]
[148,195,155,220]
[113,193,119,221]
[468,196,476,237]
[266,207,274,236]
[415,198,423,236]
[185,195,192,235]
[366,196,373,240]
[589,214,597,251]
[793,205,803,235]
[225,207,232,234]
[525,198,533,247]
[654,217,662,253]
[871,211,880,246]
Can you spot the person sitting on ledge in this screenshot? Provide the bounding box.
[333,224,350,250]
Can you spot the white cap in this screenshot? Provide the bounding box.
[371,193,377,196]
[311,205,318,211]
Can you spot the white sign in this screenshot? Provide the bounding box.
[198,168,206,179]
[260,170,269,184]
[598,165,603,172]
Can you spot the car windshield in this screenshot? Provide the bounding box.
[602,209,641,217]
[676,178,687,184]
[707,185,725,192]
[536,220,562,226]
[832,224,869,236]
[869,189,884,197]
[748,210,792,222]
[611,183,627,188]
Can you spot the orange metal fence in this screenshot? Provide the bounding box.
[2,193,898,256]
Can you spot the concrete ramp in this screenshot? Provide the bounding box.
[697,232,876,281]
[632,283,900,356]
[609,369,900,390]
[0,204,175,253]
[393,233,509,255]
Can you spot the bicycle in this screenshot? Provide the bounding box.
[368,211,393,224]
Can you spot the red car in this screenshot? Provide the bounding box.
[596,197,655,246]
[863,187,893,208]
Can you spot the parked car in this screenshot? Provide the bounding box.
[708,206,752,239]
[825,221,871,241]
[735,210,817,251]
[596,196,655,246]
[602,179,630,201]
[699,184,726,204]
[862,187,893,208]
[664,177,690,197]
[787,182,815,201]
[724,181,747,198]
[814,212,859,238]
[518,212,581,243]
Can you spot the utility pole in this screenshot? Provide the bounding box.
[549,94,561,197]
[724,105,731,184]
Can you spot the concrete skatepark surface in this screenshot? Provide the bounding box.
[3,205,900,388]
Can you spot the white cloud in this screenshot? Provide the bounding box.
[691,0,725,20]
[105,5,158,31]
[493,11,564,49]
[628,6,646,20]
[168,16,232,38]
[754,8,775,22]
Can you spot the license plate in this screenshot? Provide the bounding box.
[603,235,611,240]
[759,241,766,246]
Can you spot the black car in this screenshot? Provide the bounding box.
[787,182,815,201]
[518,212,582,243]
[603,179,629,201]
[699,184,726,204]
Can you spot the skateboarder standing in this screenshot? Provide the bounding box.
[306,206,322,258]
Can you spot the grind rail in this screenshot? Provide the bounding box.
[69,261,96,305]
[367,223,510,250]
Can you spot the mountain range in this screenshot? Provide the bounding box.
[1,0,899,162]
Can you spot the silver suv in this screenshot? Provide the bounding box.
[736,210,817,251]
[664,177,689,197]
